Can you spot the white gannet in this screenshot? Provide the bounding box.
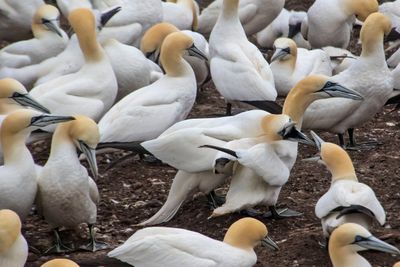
[209,0,278,115]
[198,0,284,37]
[37,115,105,253]
[303,12,393,148]
[304,0,378,48]
[0,209,28,267]
[256,9,310,50]
[30,8,118,130]
[140,22,209,90]
[139,75,363,225]
[109,217,278,267]
[270,37,332,96]
[93,0,163,47]
[101,38,163,102]
[0,110,74,220]
[98,31,202,146]
[0,4,67,69]
[0,0,44,42]
[310,132,385,240]
[162,0,198,31]
[41,259,79,267]
[329,223,400,267]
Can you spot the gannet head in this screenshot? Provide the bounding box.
[140,23,180,63]
[261,114,312,145]
[160,31,207,76]
[283,75,363,123]
[345,0,378,22]
[271,38,297,64]
[0,78,50,114]
[394,262,400,267]
[32,4,63,37]
[309,131,356,181]
[223,217,278,251]
[329,223,399,265]
[0,209,22,254]
[64,115,99,179]
[40,259,79,267]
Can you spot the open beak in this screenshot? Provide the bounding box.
[288,22,301,39]
[101,6,122,27]
[310,130,324,151]
[271,47,290,62]
[188,45,208,61]
[355,235,400,255]
[262,236,279,251]
[279,122,313,145]
[320,81,363,100]
[11,92,50,114]
[79,141,98,180]
[30,114,75,127]
[43,19,63,37]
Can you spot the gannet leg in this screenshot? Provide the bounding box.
[207,190,226,209]
[239,208,263,217]
[79,224,108,252]
[226,103,232,116]
[337,133,345,148]
[263,206,302,219]
[44,229,74,254]
[346,128,379,150]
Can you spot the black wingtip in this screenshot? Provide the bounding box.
[97,141,151,155]
[200,145,238,158]
[241,101,283,114]
[334,205,375,220]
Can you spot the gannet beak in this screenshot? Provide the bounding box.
[271,47,290,62]
[279,122,314,145]
[30,115,75,127]
[385,27,400,42]
[42,19,63,37]
[319,81,363,100]
[100,6,122,27]
[261,236,279,251]
[310,130,324,151]
[79,141,98,180]
[288,23,301,39]
[355,235,400,255]
[188,44,208,61]
[11,92,50,114]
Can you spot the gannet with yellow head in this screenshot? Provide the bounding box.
[329,223,399,267]
[41,259,79,267]
[0,4,68,69]
[0,209,28,267]
[37,115,105,253]
[0,110,74,220]
[309,131,385,240]
[139,75,362,225]
[109,217,278,266]
[30,8,118,130]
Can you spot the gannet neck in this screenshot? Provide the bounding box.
[160,32,194,77]
[330,246,369,267]
[223,218,267,251]
[48,122,78,161]
[360,13,390,59]
[69,8,103,62]
[283,91,318,128]
[1,128,32,166]
[321,143,357,182]
[221,0,239,20]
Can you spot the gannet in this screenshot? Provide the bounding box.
[41,259,79,267]
[0,209,28,267]
[37,116,105,253]
[109,217,278,267]
[209,0,278,115]
[304,0,378,48]
[0,0,44,42]
[329,223,400,267]
[198,0,284,37]
[0,4,67,69]
[139,75,363,225]
[98,31,202,147]
[0,110,74,220]
[270,38,332,96]
[140,22,209,90]
[162,0,198,30]
[303,13,393,148]
[310,131,385,240]
[30,8,118,130]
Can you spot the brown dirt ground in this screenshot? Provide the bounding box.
[23,0,400,266]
